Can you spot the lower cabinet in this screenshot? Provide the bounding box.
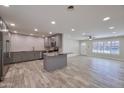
[10,51,43,63]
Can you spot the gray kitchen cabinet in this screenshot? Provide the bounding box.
[10,51,43,63]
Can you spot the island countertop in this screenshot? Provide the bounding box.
[43,52,72,57]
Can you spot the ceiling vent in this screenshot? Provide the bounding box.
[67,6,74,11]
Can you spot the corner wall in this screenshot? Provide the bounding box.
[62,34,79,57]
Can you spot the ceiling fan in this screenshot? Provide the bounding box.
[82,33,96,40]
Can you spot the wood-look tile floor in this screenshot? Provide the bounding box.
[0,56,124,88]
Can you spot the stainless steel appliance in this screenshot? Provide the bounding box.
[44,33,63,52]
[0,17,10,81]
[0,32,3,81]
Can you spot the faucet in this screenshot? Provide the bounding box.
[32,47,35,51]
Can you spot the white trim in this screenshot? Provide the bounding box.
[83,55,124,62]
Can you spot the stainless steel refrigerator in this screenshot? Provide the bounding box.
[0,17,10,81]
[0,32,3,80]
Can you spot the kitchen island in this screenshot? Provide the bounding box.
[43,52,67,71]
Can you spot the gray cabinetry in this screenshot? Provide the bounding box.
[43,53,67,71]
[44,33,62,52]
[10,51,43,63]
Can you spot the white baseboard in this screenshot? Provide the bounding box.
[67,54,79,57]
[82,55,124,62]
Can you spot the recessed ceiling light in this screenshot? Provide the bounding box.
[103,17,110,21]
[3,5,10,7]
[30,33,34,36]
[71,28,75,32]
[13,31,17,33]
[112,32,116,34]
[109,26,115,29]
[34,28,38,32]
[49,32,52,34]
[51,21,56,24]
[10,23,15,27]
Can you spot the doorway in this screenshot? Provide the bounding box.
[80,42,87,56]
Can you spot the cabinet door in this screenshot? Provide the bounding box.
[12,52,22,62]
[34,52,41,59]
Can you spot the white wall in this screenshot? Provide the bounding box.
[62,34,79,57]
[79,36,124,61]
[10,34,44,52]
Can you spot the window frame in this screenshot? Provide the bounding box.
[92,40,120,55]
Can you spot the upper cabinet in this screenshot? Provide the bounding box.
[44,33,63,52]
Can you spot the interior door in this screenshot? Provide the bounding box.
[80,42,87,56]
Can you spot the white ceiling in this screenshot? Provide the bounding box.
[0,5,124,40]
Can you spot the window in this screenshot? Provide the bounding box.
[92,42,97,53]
[93,42,104,53]
[99,42,104,53]
[104,41,111,54]
[92,40,120,55]
[97,42,101,53]
[111,41,120,54]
